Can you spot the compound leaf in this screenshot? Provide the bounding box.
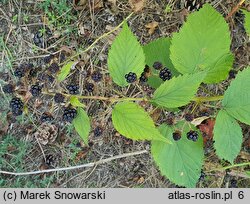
[57,61,75,82]
[151,72,204,108]
[73,107,91,145]
[108,22,145,87]
[213,110,242,164]
[112,101,171,143]
[151,122,204,187]
[222,67,250,125]
[242,9,250,36]
[170,4,233,84]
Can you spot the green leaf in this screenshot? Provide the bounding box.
[108,22,145,87]
[242,9,250,36]
[143,37,179,88]
[151,122,204,187]
[70,96,85,108]
[73,107,91,145]
[170,4,233,84]
[222,67,250,125]
[112,101,171,143]
[213,110,242,164]
[57,61,75,82]
[151,72,204,108]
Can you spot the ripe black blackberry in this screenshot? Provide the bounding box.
[173,131,181,141]
[229,179,238,188]
[33,27,52,48]
[59,52,66,63]
[28,68,38,78]
[66,84,79,95]
[144,65,150,73]
[187,130,199,142]
[159,67,172,81]
[85,82,94,92]
[62,107,77,122]
[14,67,25,78]
[139,72,148,82]
[54,93,65,103]
[184,113,194,122]
[9,97,24,116]
[43,54,53,64]
[94,126,103,137]
[30,84,42,97]
[125,72,137,83]
[229,70,237,79]
[48,63,59,74]
[3,84,14,94]
[41,112,54,123]
[199,170,205,181]
[45,154,55,167]
[153,61,163,70]
[91,71,102,82]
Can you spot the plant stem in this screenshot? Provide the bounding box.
[209,162,250,172]
[193,95,224,102]
[62,12,134,65]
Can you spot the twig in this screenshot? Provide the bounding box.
[226,0,245,20]
[0,150,148,176]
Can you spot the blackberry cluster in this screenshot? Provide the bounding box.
[153,61,163,70]
[125,72,137,83]
[91,71,102,82]
[186,130,199,142]
[54,93,65,103]
[41,112,54,123]
[184,113,194,122]
[159,68,172,81]
[3,84,14,94]
[48,63,59,74]
[85,82,94,92]
[94,126,103,137]
[30,84,42,97]
[9,97,24,116]
[173,131,181,141]
[14,67,25,78]
[62,107,77,122]
[66,84,79,95]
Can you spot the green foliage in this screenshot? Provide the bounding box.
[73,107,91,145]
[112,101,170,143]
[151,123,204,187]
[222,67,250,125]
[151,72,205,108]
[108,22,145,87]
[143,37,178,88]
[242,9,250,36]
[70,96,85,108]
[170,4,233,84]
[57,61,75,82]
[213,110,243,163]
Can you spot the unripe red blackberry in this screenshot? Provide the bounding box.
[159,67,172,81]
[10,97,24,116]
[62,107,77,122]
[54,93,65,103]
[125,72,137,83]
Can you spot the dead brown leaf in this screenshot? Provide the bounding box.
[145,21,159,35]
[129,0,145,12]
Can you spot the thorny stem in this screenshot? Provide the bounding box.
[61,12,134,65]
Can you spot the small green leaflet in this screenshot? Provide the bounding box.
[73,107,91,145]
[70,96,85,108]
[151,122,204,187]
[170,4,233,84]
[112,101,171,143]
[213,110,242,164]
[151,72,204,108]
[57,61,76,82]
[242,9,250,36]
[108,22,145,87]
[222,67,250,125]
[143,37,179,88]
